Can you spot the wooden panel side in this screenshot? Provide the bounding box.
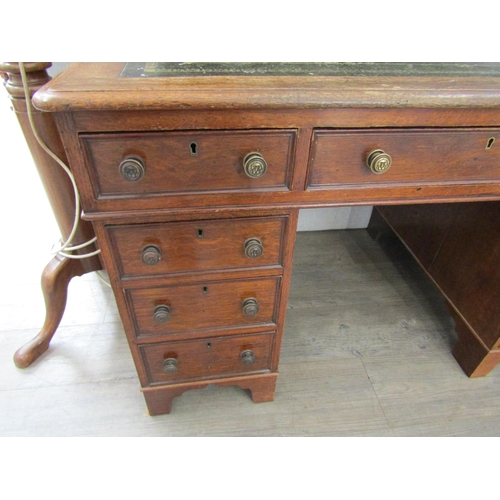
[430,202,500,349]
[377,204,458,270]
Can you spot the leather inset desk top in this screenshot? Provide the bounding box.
[120,62,500,78]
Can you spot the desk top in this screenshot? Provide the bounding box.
[33,62,500,112]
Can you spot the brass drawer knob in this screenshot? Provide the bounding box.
[153,305,171,324]
[240,350,256,365]
[119,155,146,181]
[243,152,267,178]
[242,297,259,316]
[244,237,264,258]
[162,358,178,374]
[366,149,392,174]
[141,244,161,265]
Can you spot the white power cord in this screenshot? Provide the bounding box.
[19,62,101,261]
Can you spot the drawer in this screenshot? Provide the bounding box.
[308,129,500,188]
[81,129,295,197]
[107,216,286,278]
[127,277,279,337]
[140,331,274,385]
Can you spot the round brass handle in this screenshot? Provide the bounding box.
[153,305,171,324]
[141,244,161,265]
[119,155,146,181]
[244,238,264,258]
[366,149,392,174]
[240,350,256,365]
[243,152,267,178]
[162,358,178,374]
[242,297,259,316]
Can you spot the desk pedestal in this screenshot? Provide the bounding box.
[369,202,500,377]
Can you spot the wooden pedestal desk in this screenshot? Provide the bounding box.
[29,62,500,415]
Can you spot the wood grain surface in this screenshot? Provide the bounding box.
[308,128,500,188]
[140,331,274,384]
[32,63,500,111]
[81,129,296,196]
[107,216,286,278]
[126,277,280,337]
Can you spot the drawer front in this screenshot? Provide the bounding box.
[308,129,500,188]
[127,277,279,337]
[107,216,286,278]
[140,332,274,384]
[81,129,295,196]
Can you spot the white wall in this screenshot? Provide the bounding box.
[297,206,372,231]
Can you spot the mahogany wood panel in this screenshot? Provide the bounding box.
[75,182,500,217]
[81,130,296,197]
[450,308,500,378]
[126,277,280,338]
[106,216,286,278]
[140,331,274,384]
[376,204,458,270]
[428,202,500,349]
[371,201,500,375]
[27,63,500,414]
[308,129,500,189]
[268,208,299,371]
[55,109,500,216]
[70,108,500,134]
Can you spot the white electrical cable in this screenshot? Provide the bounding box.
[19,62,101,260]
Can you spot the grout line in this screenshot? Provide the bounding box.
[359,356,395,436]
[0,374,139,394]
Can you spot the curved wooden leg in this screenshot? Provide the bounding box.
[14,255,89,368]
